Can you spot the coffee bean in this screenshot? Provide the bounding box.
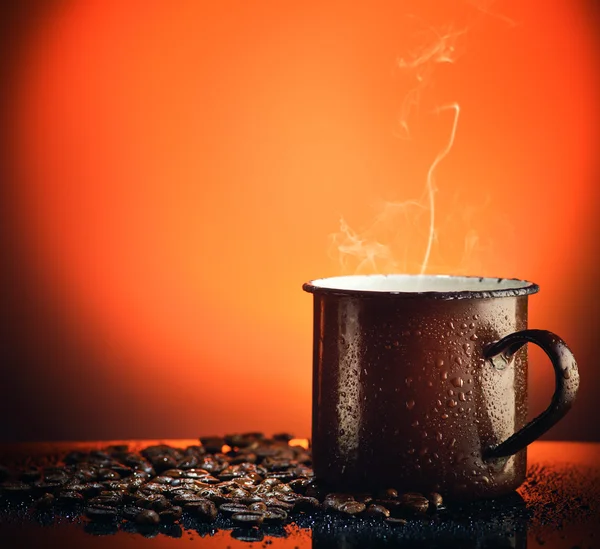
[43,471,69,485]
[85,504,118,521]
[162,469,184,478]
[219,502,249,516]
[264,471,294,483]
[233,475,260,488]
[57,490,85,506]
[262,508,287,522]
[240,495,265,505]
[225,434,255,448]
[199,488,227,504]
[272,433,294,442]
[98,468,120,481]
[289,478,309,494]
[264,497,294,512]
[136,509,160,525]
[103,481,131,492]
[0,437,451,539]
[195,500,217,522]
[79,483,104,498]
[378,488,398,499]
[197,475,220,485]
[231,511,264,527]
[173,492,206,504]
[177,456,199,469]
[152,475,174,485]
[138,482,166,494]
[339,500,366,515]
[428,492,444,509]
[150,455,178,473]
[179,468,210,479]
[366,504,390,518]
[135,494,170,511]
[399,493,429,514]
[323,493,355,512]
[386,517,407,526]
[111,466,133,477]
[230,453,257,465]
[199,436,225,453]
[294,496,320,511]
[231,488,251,500]
[159,505,182,523]
[123,505,145,520]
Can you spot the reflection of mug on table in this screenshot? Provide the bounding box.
[303,275,579,500]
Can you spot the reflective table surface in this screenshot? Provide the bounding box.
[0,440,598,549]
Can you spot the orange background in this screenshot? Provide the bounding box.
[1,0,599,441]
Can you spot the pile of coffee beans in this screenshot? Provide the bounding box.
[0,433,443,531]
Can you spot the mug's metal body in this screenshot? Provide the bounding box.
[304,276,579,500]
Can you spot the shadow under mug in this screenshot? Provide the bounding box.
[303,275,579,500]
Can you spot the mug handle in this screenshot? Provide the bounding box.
[483,329,579,459]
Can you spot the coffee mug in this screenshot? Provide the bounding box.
[303,275,579,500]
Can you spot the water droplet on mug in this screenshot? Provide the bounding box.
[448,389,455,396]
[454,357,463,365]
[461,323,468,329]
[447,400,458,408]
[414,330,422,336]
[448,321,455,329]
[470,334,478,341]
[562,369,571,379]
[469,322,476,329]
[449,438,456,447]
[459,392,467,402]
[440,371,448,380]
[419,447,429,456]
[436,358,445,367]
[441,414,449,420]
[407,448,415,455]
[436,399,442,407]
[406,400,416,410]
[436,432,443,442]
[451,377,464,388]
[411,420,419,427]
[473,314,480,320]
[405,377,413,387]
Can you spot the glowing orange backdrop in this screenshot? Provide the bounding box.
[6,0,599,440]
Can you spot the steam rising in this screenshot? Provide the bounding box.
[330,21,466,275]
[421,103,460,274]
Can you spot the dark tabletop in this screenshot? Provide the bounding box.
[0,439,599,549]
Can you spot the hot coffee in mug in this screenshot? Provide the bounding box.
[303,275,579,500]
